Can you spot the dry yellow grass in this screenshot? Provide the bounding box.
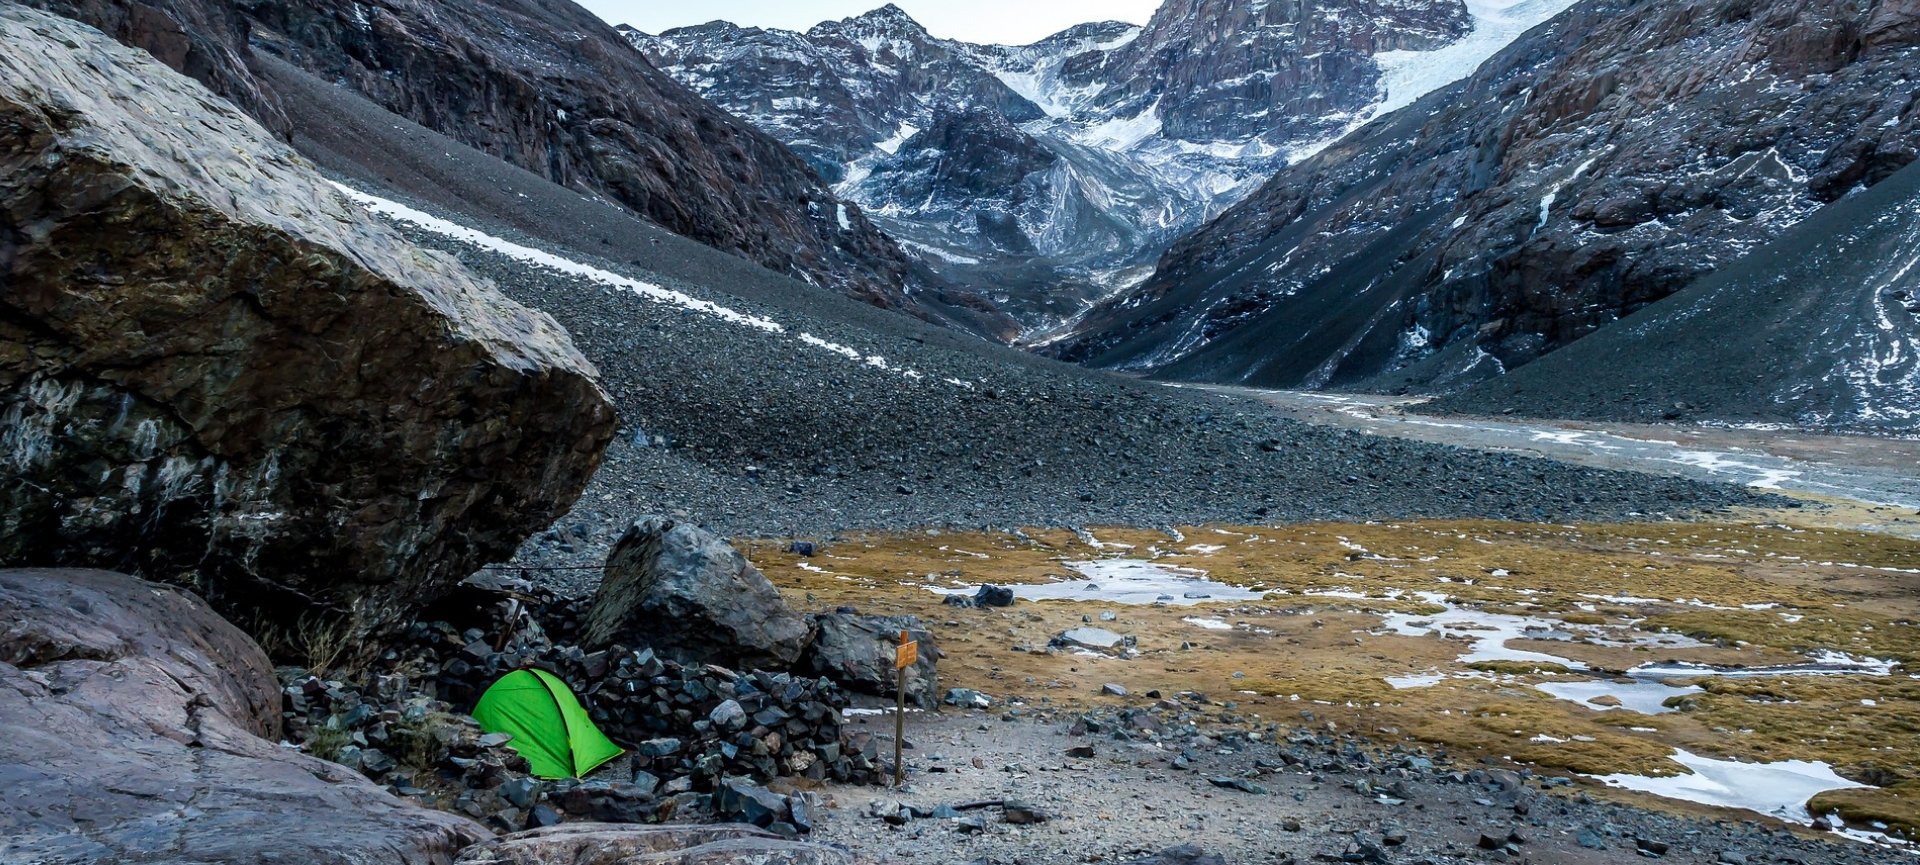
[741,518,1920,829]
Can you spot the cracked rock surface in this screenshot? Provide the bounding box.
[0,568,488,864]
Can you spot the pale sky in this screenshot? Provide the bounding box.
[583,0,1163,46]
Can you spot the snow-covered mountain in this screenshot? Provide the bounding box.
[1058,0,1920,405]
[628,0,1575,337]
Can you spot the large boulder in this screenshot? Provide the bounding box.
[802,613,941,709]
[456,823,861,865]
[0,7,615,640]
[0,568,488,864]
[585,517,811,670]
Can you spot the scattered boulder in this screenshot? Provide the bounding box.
[0,7,614,641]
[0,569,486,863]
[973,585,1016,607]
[802,613,941,708]
[455,823,860,865]
[1052,627,1137,655]
[585,517,812,668]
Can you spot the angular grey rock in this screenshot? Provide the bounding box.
[1053,628,1136,654]
[943,688,994,710]
[456,823,861,865]
[0,7,614,641]
[0,568,486,864]
[586,517,812,669]
[802,613,941,708]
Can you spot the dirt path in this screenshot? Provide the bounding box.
[808,711,1882,865]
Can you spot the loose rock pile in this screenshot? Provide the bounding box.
[280,592,894,837]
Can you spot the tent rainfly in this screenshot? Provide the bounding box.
[472,669,624,780]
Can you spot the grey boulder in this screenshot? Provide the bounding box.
[0,6,615,642]
[585,517,812,669]
[802,613,941,708]
[0,568,487,864]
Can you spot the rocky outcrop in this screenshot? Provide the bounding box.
[802,613,941,708]
[1430,159,1920,432]
[18,0,290,136]
[0,568,488,864]
[585,518,812,669]
[631,6,1044,184]
[0,6,615,639]
[1075,0,1472,142]
[1066,0,1920,392]
[456,823,861,865]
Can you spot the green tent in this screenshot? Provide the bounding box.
[472,669,624,780]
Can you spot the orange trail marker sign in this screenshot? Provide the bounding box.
[893,630,914,788]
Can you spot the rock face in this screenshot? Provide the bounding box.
[632,0,1524,336]
[802,613,941,708]
[1431,159,1920,432]
[586,518,812,669]
[0,6,615,639]
[0,568,488,864]
[456,823,860,865]
[22,0,970,330]
[1065,0,1920,392]
[20,0,290,136]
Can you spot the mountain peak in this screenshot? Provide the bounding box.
[813,4,930,39]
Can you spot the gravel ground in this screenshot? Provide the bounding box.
[813,711,1888,865]
[390,219,1771,585]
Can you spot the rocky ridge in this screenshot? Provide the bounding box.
[630,0,1551,336]
[1063,0,1920,395]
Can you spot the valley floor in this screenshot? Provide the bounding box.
[1202,386,1920,537]
[741,519,1920,862]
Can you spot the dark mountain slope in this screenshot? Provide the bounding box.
[23,0,1013,333]
[1063,0,1920,391]
[1430,160,1920,433]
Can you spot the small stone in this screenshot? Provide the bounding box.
[1101,683,1129,697]
[1636,838,1670,856]
[1003,801,1050,825]
[1066,745,1097,759]
[710,700,747,730]
[1208,777,1266,795]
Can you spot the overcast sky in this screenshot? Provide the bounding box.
[582,0,1162,45]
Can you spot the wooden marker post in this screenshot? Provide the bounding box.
[894,629,917,788]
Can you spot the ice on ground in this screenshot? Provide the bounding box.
[1591,750,1868,824]
[1629,651,1898,679]
[1535,679,1703,715]
[1386,672,1449,689]
[1183,617,1235,631]
[927,559,1266,606]
[1378,597,1593,669]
